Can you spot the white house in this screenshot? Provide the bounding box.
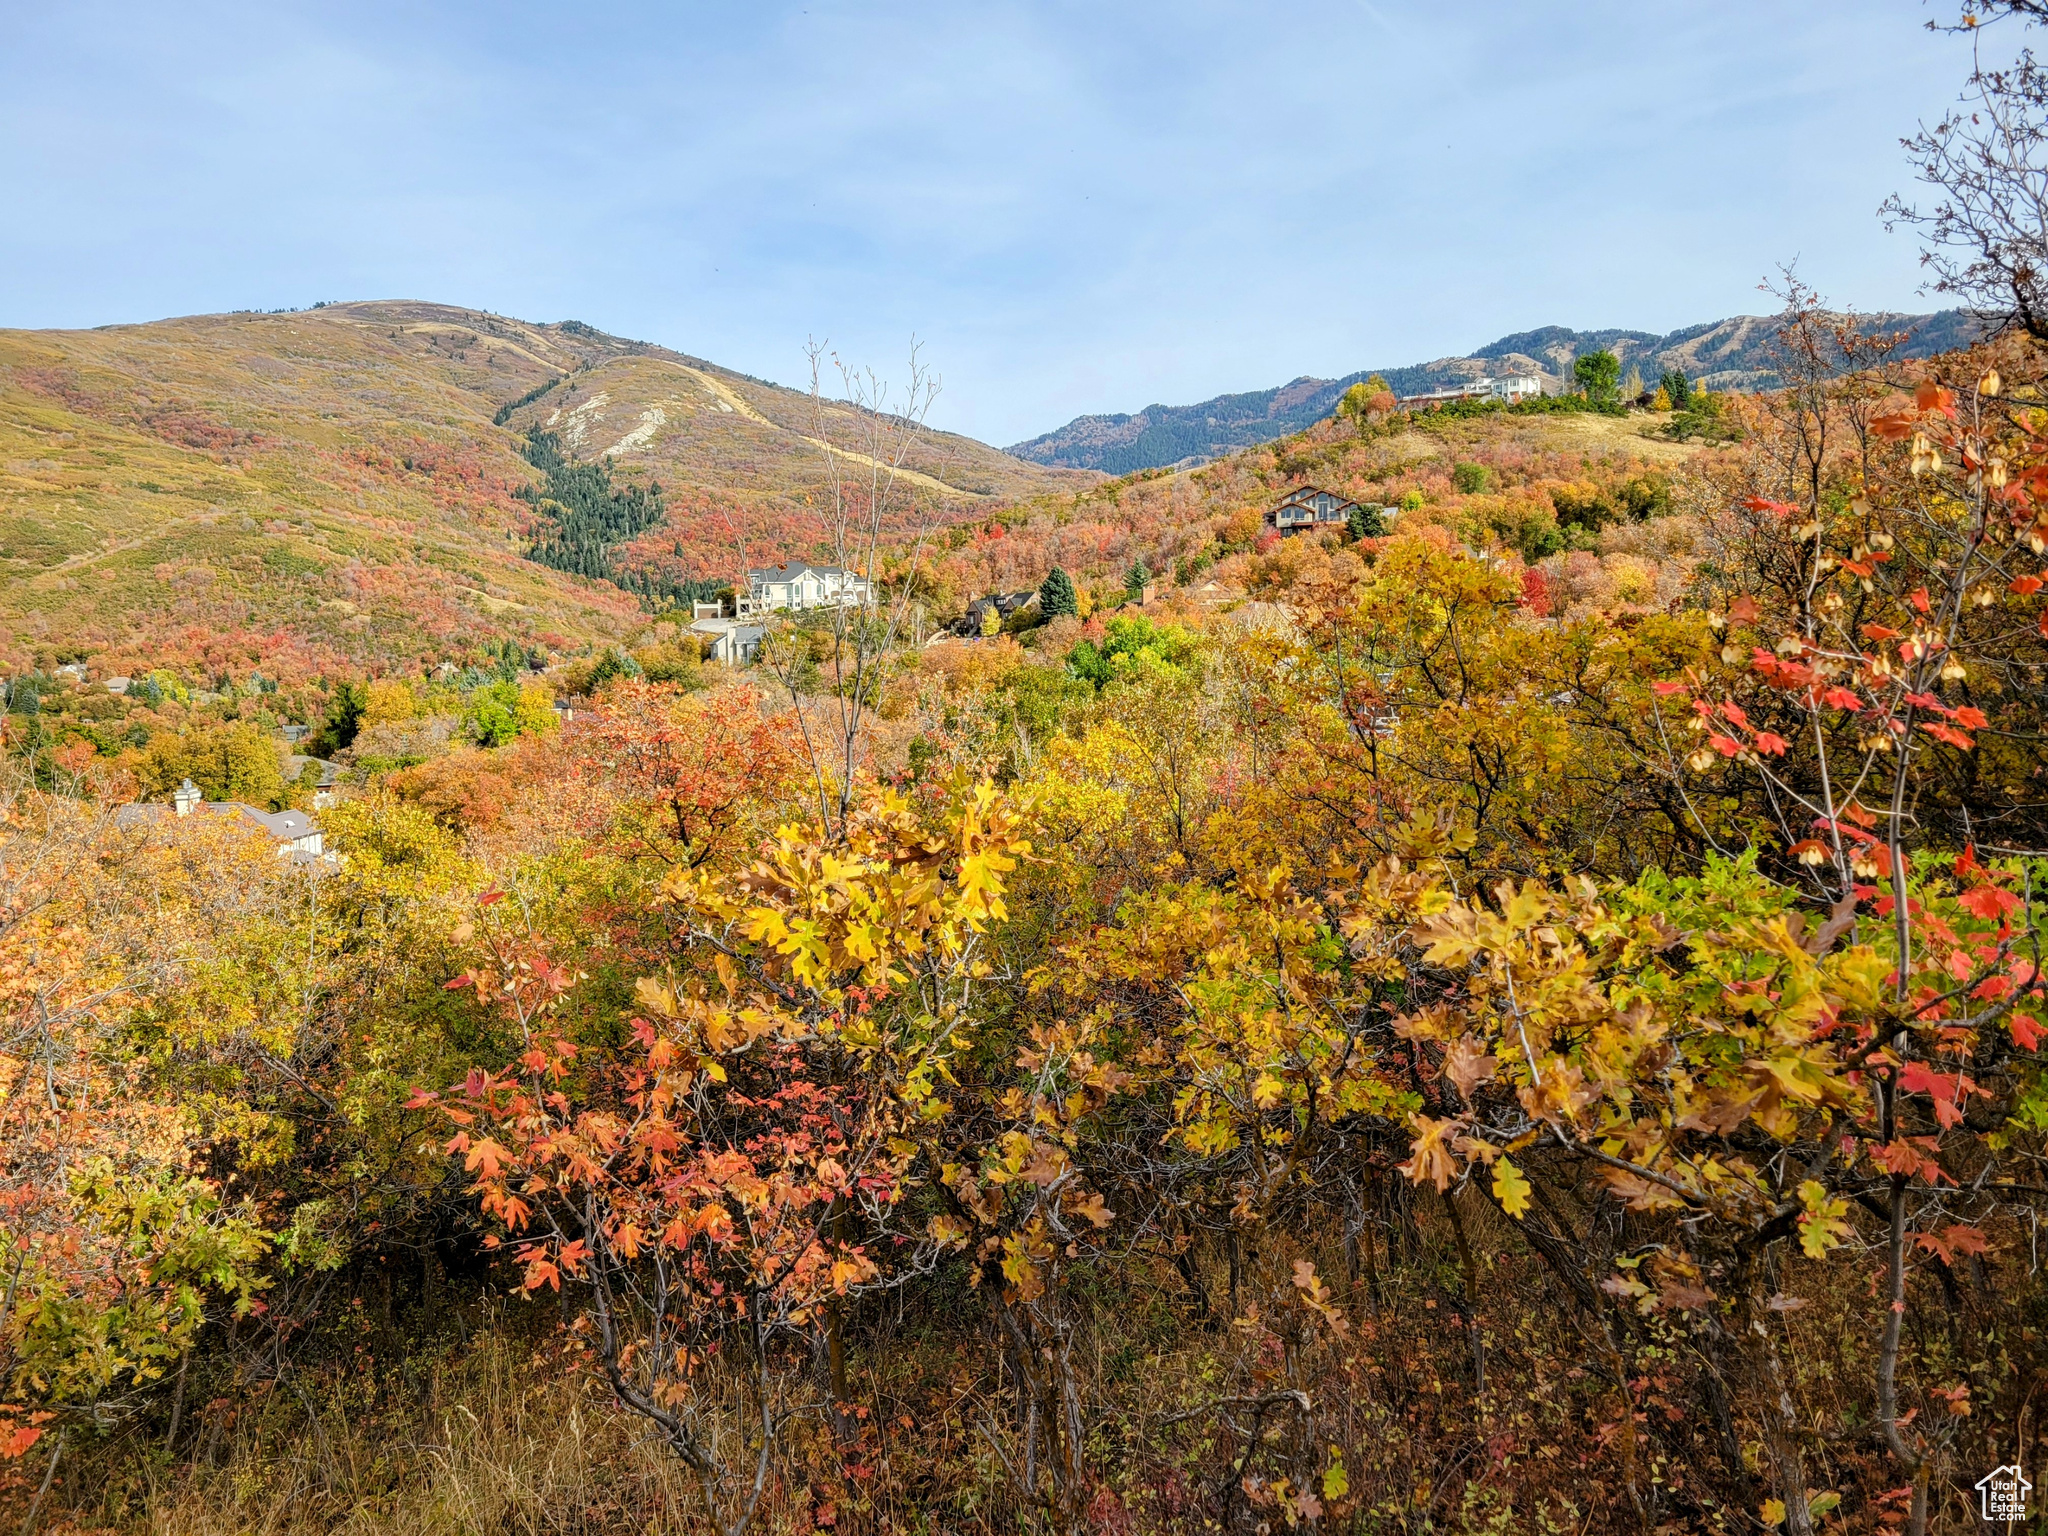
[688,616,769,665]
[1399,374,1547,408]
[118,779,332,866]
[742,563,870,616]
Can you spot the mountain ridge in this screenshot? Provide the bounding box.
[1008,310,1981,475]
[0,299,1088,674]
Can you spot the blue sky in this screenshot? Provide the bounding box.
[0,0,1990,444]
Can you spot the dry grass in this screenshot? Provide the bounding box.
[1418,408,1706,465]
[27,1205,1971,1536]
[132,1337,704,1536]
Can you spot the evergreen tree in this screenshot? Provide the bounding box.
[312,680,367,756]
[1658,368,1693,410]
[586,647,643,693]
[1038,566,1078,618]
[516,430,671,598]
[1124,561,1150,603]
[1346,502,1386,540]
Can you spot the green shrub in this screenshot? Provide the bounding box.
[1452,462,1493,494]
[1618,474,1671,521]
[1067,615,1198,689]
[1551,483,1613,532]
[1662,389,1742,444]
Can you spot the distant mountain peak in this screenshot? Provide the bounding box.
[1008,310,1979,475]
[1470,324,1654,359]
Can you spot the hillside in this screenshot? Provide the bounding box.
[1008,308,1979,473]
[921,392,1715,621]
[0,300,1088,676]
[26,318,2024,1536]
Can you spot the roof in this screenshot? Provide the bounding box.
[229,804,320,840]
[747,563,859,583]
[113,798,326,851]
[1274,486,1357,510]
[285,754,338,787]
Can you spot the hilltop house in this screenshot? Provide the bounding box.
[1266,487,1359,535]
[1398,374,1544,408]
[741,563,871,616]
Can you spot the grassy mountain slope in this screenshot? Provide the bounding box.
[0,301,1087,676]
[1008,310,1977,474]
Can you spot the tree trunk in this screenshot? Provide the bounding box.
[1878,1169,1932,1536]
[1755,1329,1814,1536]
[1443,1188,1487,1397]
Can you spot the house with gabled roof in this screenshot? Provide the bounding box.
[689,617,768,665]
[115,779,334,866]
[742,563,871,616]
[1266,487,1358,535]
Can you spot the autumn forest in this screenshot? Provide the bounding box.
[8,8,2048,1536]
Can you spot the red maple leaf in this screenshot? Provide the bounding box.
[1958,884,2021,920]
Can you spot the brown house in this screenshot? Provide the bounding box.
[1266,486,1358,535]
